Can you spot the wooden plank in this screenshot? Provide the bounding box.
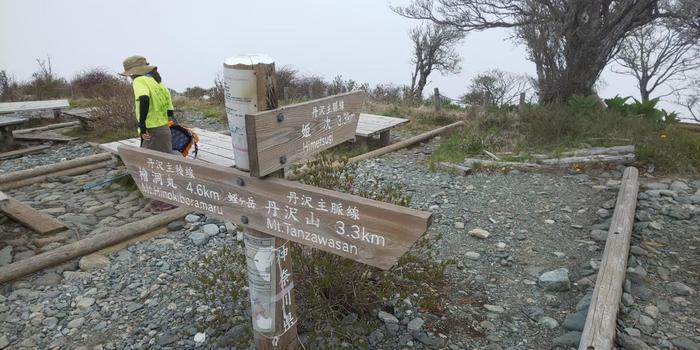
[0,99,70,114]
[0,197,67,235]
[355,114,408,137]
[0,116,28,127]
[0,145,50,160]
[118,145,432,270]
[579,167,639,350]
[0,208,187,283]
[13,121,80,135]
[97,226,168,256]
[245,91,366,177]
[0,153,113,184]
[13,133,78,142]
[0,159,116,191]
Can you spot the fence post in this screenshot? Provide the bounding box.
[283,86,289,102]
[518,92,526,113]
[433,87,440,111]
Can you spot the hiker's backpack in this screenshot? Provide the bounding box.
[170,123,199,158]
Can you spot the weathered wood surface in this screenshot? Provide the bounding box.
[0,116,28,127]
[119,145,432,270]
[532,145,636,160]
[245,91,366,177]
[438,162,472,176]
[13,121,80,135]
[0,153,113,184]
[355,113,408,137]
[463,158,542,169]
[539,153,635,165]
[0,99,70,114]
[100,127,237,167]
[12,132,79,142]
[0,145,50,160]
[0,191,8,203]
[0,159,116,191]
[0,208,187,284]
[0,196,67,235]
[579,167,639,350]
[349,121,464,164]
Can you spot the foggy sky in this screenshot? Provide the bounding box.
[0,0,690,118]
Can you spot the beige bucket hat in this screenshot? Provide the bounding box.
[120,55,156,76]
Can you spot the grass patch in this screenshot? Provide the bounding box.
[175,97,225,120]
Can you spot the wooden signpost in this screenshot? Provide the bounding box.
[245,90,366,177]
[119,55,432,350]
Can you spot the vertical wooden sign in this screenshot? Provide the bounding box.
[224,54,299,349]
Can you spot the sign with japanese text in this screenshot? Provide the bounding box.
[119,145,431,270]
[245,91,366,177]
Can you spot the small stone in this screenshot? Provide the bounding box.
[643,304,659,319]
[67,317,85,329]
[538,268,570,292]
[378,311,399,324]
[407,317,424,332]
[618,333,654,350]
[468,228,490,239]
[562,310,587,331]
[624,327,641,337]
[76,296,95,310]
[189,232,209,246]
[167,220,185,232]
[0,335,8,349]
[126,303,143,313]
[630,246,649,257]
[553,331,582,347]
[454,222,465,229]
[185,214,201,223]
[622,292,635,306]
[635,211,652,222]
[0,246,12,266]
[496,242,506,250]
[669,181,691,193]
[576,294,592,311]
[537,316,559,329]
[649,221,663,230]
[34,272,62,286]
[157,333,178,346]
[642,182,668,190]
[590,229,608,241]
[464,252,481,260]
[638,314,655,327]
[202,224,220,236]
[194,332,206,344]
[79,254,110,271]
[596,208,611,218]
[668,281,694,296]
[484,304,505,313]
[670,337,700,350]
[544,219,555,224]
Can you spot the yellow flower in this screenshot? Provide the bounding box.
[660,133,668,139]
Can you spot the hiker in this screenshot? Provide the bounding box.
[121,55,177,212]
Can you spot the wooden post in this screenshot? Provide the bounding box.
[225,55,299,349]
[283,86,289,102]
[579,167,639,350]
[308,85,313,99]
[433,88,440,111]
[518,92,526,113]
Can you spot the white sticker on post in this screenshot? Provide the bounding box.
[223,63,256,171]
[243,233,276,333]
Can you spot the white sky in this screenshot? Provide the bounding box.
[0,0,693,119]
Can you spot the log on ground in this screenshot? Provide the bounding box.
[578,167,639,350]
[0,153,113,184]
[0,208,187,284]
[0,195,67,235]
[0,159,116,191]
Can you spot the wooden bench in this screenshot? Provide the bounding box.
[0,116,28,151]
[0,99,70,119]
[355,113,408,146]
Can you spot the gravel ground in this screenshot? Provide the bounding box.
[0,121,697,349]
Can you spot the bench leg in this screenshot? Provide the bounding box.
[379,130,391,146]
[353,136,368,150]
[0,128,15,152]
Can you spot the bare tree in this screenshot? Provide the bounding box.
[613,21,699,101]
[676,76,700,121]
[461,69,533,106]
[394,0,686,104]
[408,22,465,100]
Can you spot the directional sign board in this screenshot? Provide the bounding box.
[119,145,431,269]
[245,91,366,177]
